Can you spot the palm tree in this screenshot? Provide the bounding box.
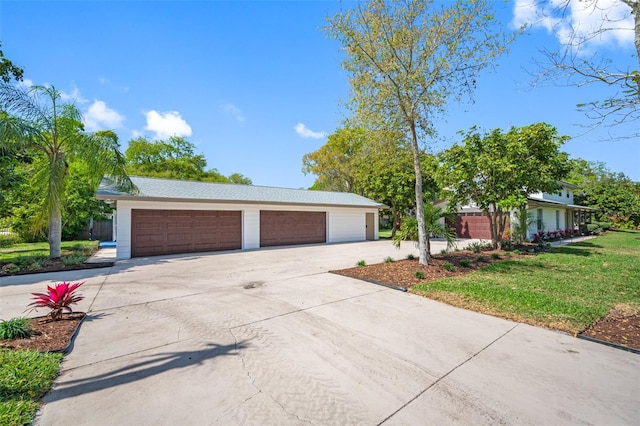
[392,203,456,257]
[0,84,134,258]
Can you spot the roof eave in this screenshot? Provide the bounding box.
[96,193,386,209]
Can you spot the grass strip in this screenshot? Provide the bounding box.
[0,349,63,426]
[413,230,640,333]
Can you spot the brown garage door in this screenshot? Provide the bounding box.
[131,209,241,257]
[447,212,509,239]
[260,211,326,247]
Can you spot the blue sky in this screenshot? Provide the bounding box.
[1,0,637,188]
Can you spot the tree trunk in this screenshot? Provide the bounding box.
[391,207,399,238]
[486,209,498,250]
[409,123,428,265]
[49,207,62,259]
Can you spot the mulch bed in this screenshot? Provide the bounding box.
[0,259,113,277]
[0,313,86,352]
[332,251,640,353]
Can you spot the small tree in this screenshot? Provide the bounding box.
[439,123,570,249]
[326,0,513,264]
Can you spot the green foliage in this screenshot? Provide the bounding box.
[0,233,18,248]
[0,317,31,340]
[406,253,415,260]
[392,204,457,255]
[476,256,488,263]
[567,159,640,228]
[414,271,425,279]
[356,260,366,267]
[0,42,23,82]
[439,123,570,249]
[1,263,19,274]
[460,259,472,268]
[467,241,486,254]
[491,253,501,260]
[125,136,251,184]
[384,256,393,263]
[0,349,63,426]
[443,262,455,272]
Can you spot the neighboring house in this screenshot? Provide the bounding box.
[436,182,596,240]
[96,176,385,260]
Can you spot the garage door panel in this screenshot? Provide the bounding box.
[131,209,241,258]
[260,211,326,247]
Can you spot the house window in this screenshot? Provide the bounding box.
[474,212,482,217]
[566,192,570,198]
[558,191,563,197]
[556,210,560,230]
[537,209,543,231]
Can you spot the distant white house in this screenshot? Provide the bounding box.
[96,176,385,260]
[436,182,596,240]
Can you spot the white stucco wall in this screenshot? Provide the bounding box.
[114,199,379,259]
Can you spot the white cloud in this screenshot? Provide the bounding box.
[513,0,634,50]
[294,122,326,139]
[223,104,246,123]
[144,110,192,139]
[17,79,33,89]
[60,84,88,104]
[83,100,125,131]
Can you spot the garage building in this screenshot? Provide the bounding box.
[97,176,385,259]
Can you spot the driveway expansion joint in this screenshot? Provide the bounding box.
[377,323,520,425]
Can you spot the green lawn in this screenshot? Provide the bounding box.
[0,240,99,273]
[413,230,640,333]
[0,349,63,426]
[378,229,392,239]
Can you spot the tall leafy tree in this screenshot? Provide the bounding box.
[302,127,365,193]
[326,0,512,264]
[0,84,134,258]
[0,42,23,83]
[125,136,252,184]
[566,159,640,227]
[438,123,570,249]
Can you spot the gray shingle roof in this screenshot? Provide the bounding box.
[97,176,385,208]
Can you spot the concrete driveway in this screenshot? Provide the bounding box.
[1,240,638,425]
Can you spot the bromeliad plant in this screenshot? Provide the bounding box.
[26,281,85,320]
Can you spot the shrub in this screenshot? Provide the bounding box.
[1,263,20,274]
[476,256,488,262]
[491,253,501,260]
[0,317,32,340]
[504,252,512,258]
[414,271,425,279]
[443,262,455,272]
[440,249,448,255]
[384,256,394,263]
[512,249,521,255]
[407,254,415,260]
[0,233,19,248]
[356,260,366,267]
[586,224,603,235]
[62,253,86,265]
[468,241,486,253]
[26,282,85,320]
[459,259,472,267]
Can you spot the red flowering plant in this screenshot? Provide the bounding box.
[26,281,85,320]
